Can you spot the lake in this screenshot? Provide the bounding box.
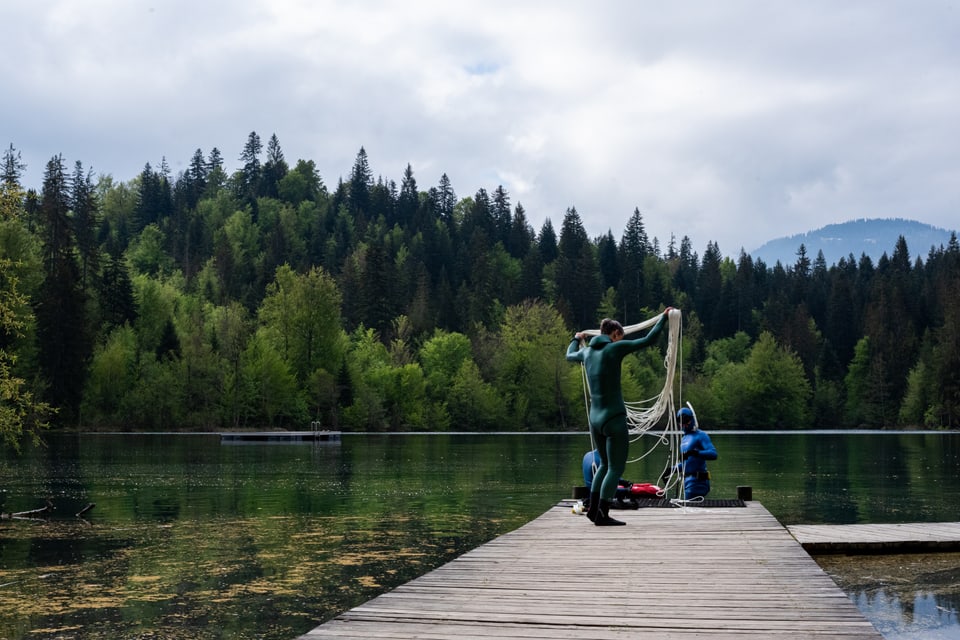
[1,431,958,639]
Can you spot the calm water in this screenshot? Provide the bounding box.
[1,431,958,639]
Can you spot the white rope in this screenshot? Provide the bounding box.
[575,309,684,498]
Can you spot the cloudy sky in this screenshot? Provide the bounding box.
[3,0,959,256]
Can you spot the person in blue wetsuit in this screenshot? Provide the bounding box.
[670,406,718,499]
[581,449,631,511]
[567,310,671,526]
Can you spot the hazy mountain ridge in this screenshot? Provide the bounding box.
[750,218,958,267]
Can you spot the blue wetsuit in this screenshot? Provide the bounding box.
[582,449,599,489]
[582,449,629,498]
[672,425,718,498]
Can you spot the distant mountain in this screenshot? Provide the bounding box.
[750,218,957,267]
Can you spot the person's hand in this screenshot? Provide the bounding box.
[664,307,673,317]
[682,449,699,460]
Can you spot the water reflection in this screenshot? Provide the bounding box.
[817,553,960,640]
[1,431,959,639]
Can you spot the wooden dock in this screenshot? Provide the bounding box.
[789,521,960,554]
[299,501,883,639]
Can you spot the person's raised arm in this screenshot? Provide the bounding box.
[566,333,585,362]
[613,307,672,353]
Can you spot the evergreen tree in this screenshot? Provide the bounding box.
[436,173,456,224]
[673,235,698,296]
[368,176,397,224]
[71,161,99,293]
[492,185,511,246]
[357,238,395,337]
[697,241,723,338]
[508,202,533,260]
[397,163,418,228]
[519,244,544,301]
[35,155,90,421]
[186,148,208,208]
[538,218,558,265]
[2,144,26,188]
[462,188,494,246]
[556,207,600,329]
[597,230,619,291]
[791,243,811,305]
[348,147,373,222]
[260,133,288,199]
[97,243,137,332]
[732,250,758,336]
[618,208,648,324]
[205,147,227,196]
[134,163,158,231]
[238,131,263,203]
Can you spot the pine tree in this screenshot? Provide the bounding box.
[184,148,208,208]
[397,163,418,228]
[697,241,723,338]
[462,188,494,246]
[98,244,137,332]
[538,219,558,265]
[508,202,533,260]
[260,133,288,199]
[71,161,99,292]
[556,207,600,329]
[492,185,511,246]
[436,173,456,224]
[618,208,648,324]
[673,235,698,297]
[35,155,90,421]
[2,144,26,188]
[597,230,619,291]
[349,147,373,221]
[238,131,263,203]
[205,147,226,196]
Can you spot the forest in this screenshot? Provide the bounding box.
[1,132,958,448]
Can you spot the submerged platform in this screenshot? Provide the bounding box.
[299,500,883,639]
[218,430,341,443]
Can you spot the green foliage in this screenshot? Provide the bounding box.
[710,332,811,428]
[8,141,959,432]
[122,356,187,429]
[702,331,752,376]
[447,359,504,430]
[341,326,391,430]
[0,254,51,449]
[132,273,181,355]
[127,223,174,277]
[240,332,306,427]
[419,330,473,399]
[258,264,345,383]
[82,324,138,422]
[494,300,576,430]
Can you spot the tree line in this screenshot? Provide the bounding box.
[1,133,958,447]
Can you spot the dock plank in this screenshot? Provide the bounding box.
[298,502,883,639]
[788,521,960,553]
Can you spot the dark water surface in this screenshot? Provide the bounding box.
[1,431,958,639]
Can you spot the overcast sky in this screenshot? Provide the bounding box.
[3,0,959,256]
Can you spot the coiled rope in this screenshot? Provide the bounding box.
[577,308,684,498]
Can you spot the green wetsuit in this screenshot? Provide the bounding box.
[566,315,667,500]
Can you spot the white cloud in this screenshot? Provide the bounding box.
[3,0,959,256]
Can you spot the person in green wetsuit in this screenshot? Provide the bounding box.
[567,309,672,526]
